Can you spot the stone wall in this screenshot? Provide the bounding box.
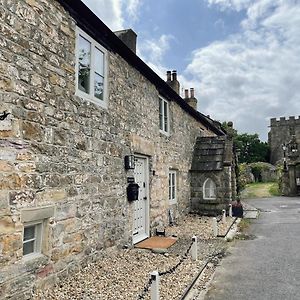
[269,116,300,164]
[190,167,233,216]
[0,0,215,298]
[189,135,236,216]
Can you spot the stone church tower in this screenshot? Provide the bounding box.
[268,116,300,196]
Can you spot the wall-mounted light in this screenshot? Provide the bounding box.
[282,143,287,170]
[124,155,135,170]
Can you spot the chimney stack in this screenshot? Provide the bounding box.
[114,29,137,53]
[185,87,198,110]
[166,70,180,95]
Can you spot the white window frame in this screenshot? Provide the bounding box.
[159,96,170,135]
[23,221,43,258]
[75,27,109,109]
[203,178,217,200]
[169,170,177,204]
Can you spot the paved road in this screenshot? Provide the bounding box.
[204,196,300,300]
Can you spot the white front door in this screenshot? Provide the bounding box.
[132,156,149,244]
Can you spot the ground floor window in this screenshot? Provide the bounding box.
[23,222,43,256]
[21,206,54,258]
[169,170,177,204]
[203,178,216,199]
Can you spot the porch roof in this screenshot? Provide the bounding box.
[191,136,226,171]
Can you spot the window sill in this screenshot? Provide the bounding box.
[159,130,170,137]
[203,197,217,201]
[169,200,177,205]
[75,90,108,109]
[22,252,46,263]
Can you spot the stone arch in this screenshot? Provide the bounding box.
[203,178,217,200]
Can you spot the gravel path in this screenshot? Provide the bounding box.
[33,215,235,300]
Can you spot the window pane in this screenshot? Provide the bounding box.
[78,35,91,94]
[164,101,168,132]
[23,240,35,255]
[95,47,104,75]
[211,186,216,197]
[159,99,163,130]
[172,173,175,186]
[169,173,171,200]
[24,226,35,241]
[94,73,104,100]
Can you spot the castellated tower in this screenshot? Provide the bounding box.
[268,116,300,164]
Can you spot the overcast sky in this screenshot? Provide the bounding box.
[81,0,300,141]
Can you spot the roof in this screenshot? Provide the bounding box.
[57,0,225,136]
[191,136,226,171]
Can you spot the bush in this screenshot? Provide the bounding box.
[249,162,277,183]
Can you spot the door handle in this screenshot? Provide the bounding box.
[143,197,147,200]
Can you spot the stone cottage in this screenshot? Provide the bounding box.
[0,0,233,298]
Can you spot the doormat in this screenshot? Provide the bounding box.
[135,236,177,250]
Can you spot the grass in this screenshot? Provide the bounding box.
[238,218,251,232]
[241,182,280,199]
[268,182,281,196]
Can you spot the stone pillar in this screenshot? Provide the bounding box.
[288,165,297,195]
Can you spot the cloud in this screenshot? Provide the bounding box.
[139,34,174,63]
[81,0,142,30]
[81,0,124,30]
[214,19,225,31]
[206,0,252,11]
[126,0,142,23]
[182,0,300,140]
[137,34,175,79]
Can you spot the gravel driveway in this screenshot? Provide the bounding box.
[33,215,235,300]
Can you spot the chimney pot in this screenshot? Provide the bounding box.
[184,89,189,99]
[190,88,195,98]
[172,70,177,81]
[166,71,171,82]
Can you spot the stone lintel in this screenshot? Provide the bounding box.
[21,206,55,223]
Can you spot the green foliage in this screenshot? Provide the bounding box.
[241,182,277,199]
[221,122,270,163]
[235,133,270,163]
[249,162,270,182]
[269,182,280,196]
[238,163,251,191]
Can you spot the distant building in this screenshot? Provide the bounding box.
[269,116,300,164]
[268,117,300,196]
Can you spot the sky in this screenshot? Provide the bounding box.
[81,0,300,141]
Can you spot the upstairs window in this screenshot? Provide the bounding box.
[203,178,216,200]
[169,170,177,204]
[159,97,169,134]
[76,27,108,108]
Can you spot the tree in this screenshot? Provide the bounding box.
[221,122,270,163]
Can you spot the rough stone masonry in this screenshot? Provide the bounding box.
[0,0,221,298]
